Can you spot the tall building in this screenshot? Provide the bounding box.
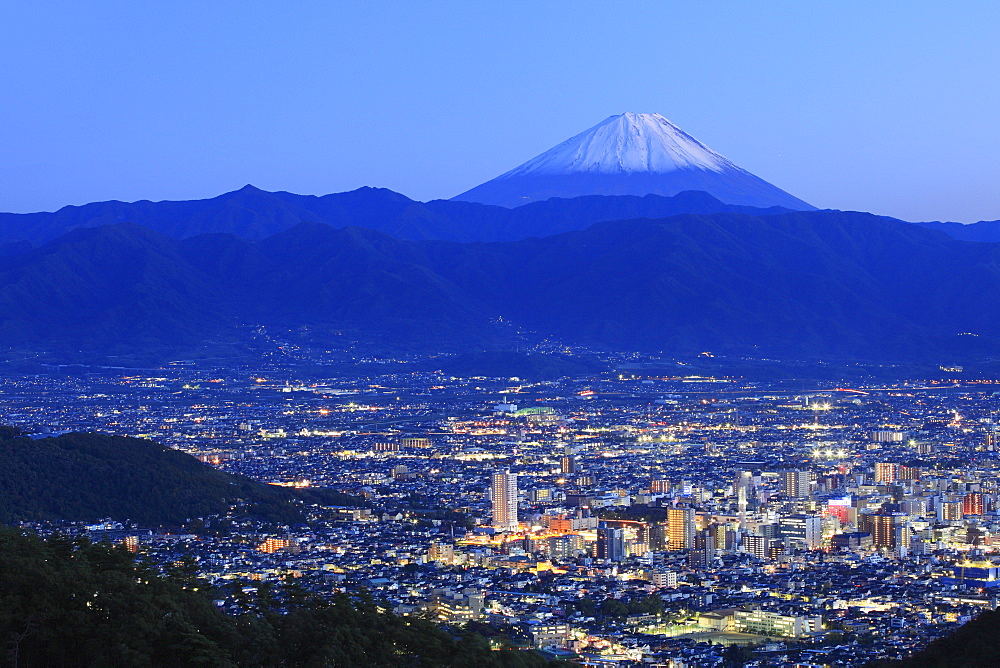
[895,522,911,554]
[691,530,716,567]
[964,492,985,516]
[782,470,811,498]
[710,522,736,550]
[743,533,770,560]
[428,542,455,564]
[875,462,899,484]
[667,506,696,551]
[640,523,667,551]
[491,471,518,531]
[866,512,908,549]
[549,534,584,560]
[560,455,577,475]
[938,499,964,523]
[734,471,753,528]
[596,525,626,562]
[901,497,927,518]
[651,479,671,494]
[779,513,822,551]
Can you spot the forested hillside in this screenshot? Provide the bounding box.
[0,429,359,525]
[0,528,562,667]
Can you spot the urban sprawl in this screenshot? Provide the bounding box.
[5,352,1000,667]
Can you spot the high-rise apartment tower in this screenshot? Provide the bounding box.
[491,471,519,531]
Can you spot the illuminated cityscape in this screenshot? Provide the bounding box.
[5,350,1000,665]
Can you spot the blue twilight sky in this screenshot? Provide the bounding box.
[2,2,999,222]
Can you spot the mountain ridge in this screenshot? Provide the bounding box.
[3,210,1000,363]
[915,219,1000,242]
[4,184,993,251]
[0,186,798,247]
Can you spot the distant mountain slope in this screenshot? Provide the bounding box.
[453,113,815,209]
[0,185,795,246]
[0,185,434,245]
[418,351,608,380]
[2,210,1000,362]
[0,223,234,347]
[0,222,492,352]
[915,219,1000,242]
[3,183,994,250]
[474,210,1000,360]
[425,189,794,241]
[0,429,360,524]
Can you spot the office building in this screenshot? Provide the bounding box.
[779,513,822,551]
[596,525,626,562]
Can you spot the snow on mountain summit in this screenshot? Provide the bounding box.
[454,113,814,210]
[505,112,731,177]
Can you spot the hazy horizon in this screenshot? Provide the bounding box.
[3,2,999,223]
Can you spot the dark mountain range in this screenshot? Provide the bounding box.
[0,186,794,246]
[0,429,360,525]
[3,183,990,254]
[915,219,1000,242]
[2,209,1000,362]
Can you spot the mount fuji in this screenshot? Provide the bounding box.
[453,112,815,210]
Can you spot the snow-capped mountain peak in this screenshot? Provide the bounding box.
[454,112,814,210]
[505,112,732,177]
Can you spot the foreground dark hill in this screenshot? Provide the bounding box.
[0,429,359,524]
[0,529,560,668]
[872,606,1000,667]
[0,185,793,245]
[2,210,1000,362]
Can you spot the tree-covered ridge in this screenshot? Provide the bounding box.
[0,430,360,525]
[0,528,563,667]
